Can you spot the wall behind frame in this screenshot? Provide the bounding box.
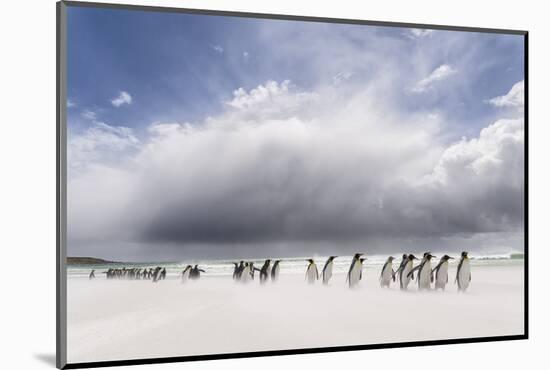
[0,0,547,369]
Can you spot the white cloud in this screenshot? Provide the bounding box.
[211,44,224,54]
[81,109,97,120]
[227,80,290,109]
[111,91,133,107]
[406,29,435,39]
[68,121,140,174]
[225,80,318,113]
[425,118,524,187]
[332,71,353,86]
[148,122,187,137]
[487,80,524,110]
[67,99,75,108]
[412,64,457,93]
[243,51,249,59]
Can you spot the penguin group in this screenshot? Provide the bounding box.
[391,251,471,292]
[89,251,472,292]
[302,251,472,292]
[101,266,168,283]
[179,264,206,282]
[232,259,281,283]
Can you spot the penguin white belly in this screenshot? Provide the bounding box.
[401,262,412,289]
[349,262,362,287]
[458,260,471,291]
[241,267,251,282]
[272,265,280,281]
[323,262,333,284]
[306,265,317,284]
[435,262,448,289]
[181,270,190,282]
[418,261,432,290]
[381,264,393,286]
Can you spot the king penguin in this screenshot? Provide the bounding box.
[394,254,407,282]
[455,251,471,292]
[190,265,205,280]
[347,253,363,288]
[409,252,436,290]
[259,259,271,284]
[321,256,337,285]
[240,262,251,283]
[271,260,281,282]
[305,259,319,284]
[181,265,192,283]
[432,255,454,290]
[399,254,418,290]
[249,262,259,280]
[379,256,395,288]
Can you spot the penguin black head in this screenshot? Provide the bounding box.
[441,255,454,261]
[307,259,315,264]
[402,254,407,259]
[388,256,395,261]
[353,253,363,259]
[461,251,469,258]
[425,253,436,260]
[328,256,337,261]
[408,254,419,260]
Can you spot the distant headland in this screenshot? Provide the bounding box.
[67,257,120,265]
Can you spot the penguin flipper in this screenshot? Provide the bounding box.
[379,263,386,281]
[394,265,403,281]
[455,258,464,285]
[407,265,419,278]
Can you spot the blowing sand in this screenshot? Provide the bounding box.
[67,263,524,363]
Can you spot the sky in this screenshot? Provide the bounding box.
[66,5,525,261]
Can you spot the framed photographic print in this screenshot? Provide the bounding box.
[56,1,528,368]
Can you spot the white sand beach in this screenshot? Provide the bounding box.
[67,262,524,364]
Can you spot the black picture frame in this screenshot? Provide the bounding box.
[56,1,529,369]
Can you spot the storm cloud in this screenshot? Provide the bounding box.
[67,79,524,260]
